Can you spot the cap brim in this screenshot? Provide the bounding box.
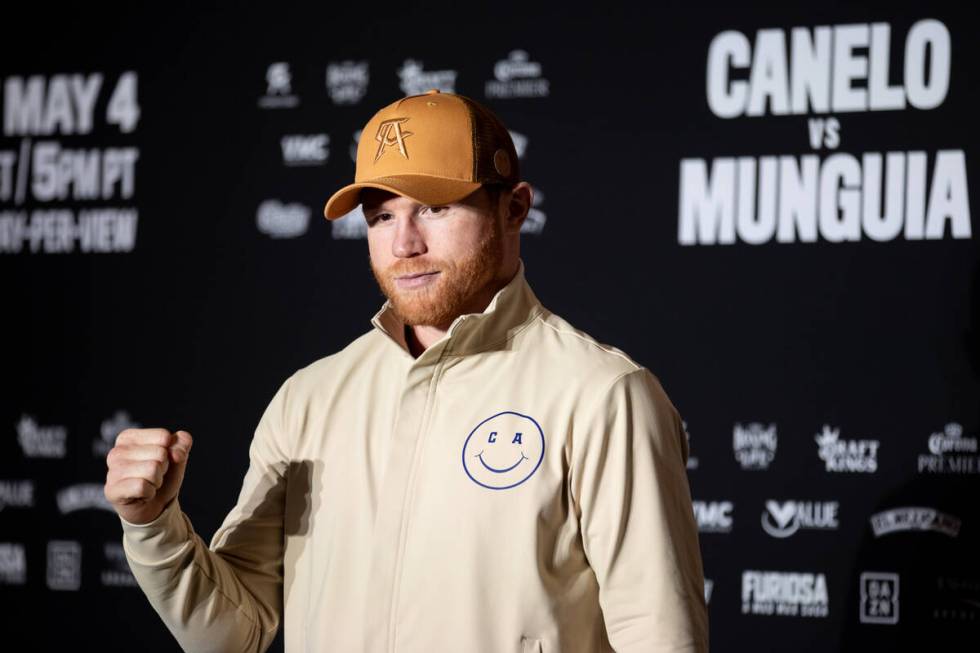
[323,175,483,220]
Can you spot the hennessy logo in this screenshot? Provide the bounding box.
[374,118,413,162]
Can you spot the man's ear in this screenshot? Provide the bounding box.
[503,181,533,235]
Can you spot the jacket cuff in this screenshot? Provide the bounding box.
[119,497,193,565]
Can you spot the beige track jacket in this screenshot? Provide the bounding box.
[120,258,708,652]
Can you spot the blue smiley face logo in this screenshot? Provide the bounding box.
[461,411,545,490]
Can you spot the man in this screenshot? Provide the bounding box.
[104,89,708,652]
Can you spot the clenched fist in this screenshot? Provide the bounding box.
[104,428,193,525]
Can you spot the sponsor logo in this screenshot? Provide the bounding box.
[326,60,369,105]
[742,570,829,617]
[683,421,699,470]
[95,410,139,457]
[934,576,980,622]
[101,542,137,587]
[397,59,457,96]
[870,507,961,538]
[0,480,34,511]
[47,540,81,591]
[733,422,777,470]
[56,483,114,514]
[485,50,550,99]
[693,500,733,533]
[0,543,26,585]
[523,186,547,235]
[281,134,330,166]
[815,425,879,473]
[17,414,67,458]
[704,578,714,605]
[860,572,899,624]
[761,500,839,538]
[258,62,299,109]
[349,129,362,162]
[918,422,979,474]
[509,130,528,159]
[256,200,310,239]
[461,411,546,490]
[331,205,367,240]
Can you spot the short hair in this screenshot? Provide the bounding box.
[482,182,514,210]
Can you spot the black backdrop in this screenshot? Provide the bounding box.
[2,3,978,651]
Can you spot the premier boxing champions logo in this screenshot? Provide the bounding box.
[679,20,972,245]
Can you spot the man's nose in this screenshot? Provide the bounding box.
[392,215,427,258]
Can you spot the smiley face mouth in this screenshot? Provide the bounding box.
[475,450,529,473]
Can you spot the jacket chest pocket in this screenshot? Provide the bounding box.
[521,636,543,653]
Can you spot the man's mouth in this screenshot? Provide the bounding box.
[394,271,440,288]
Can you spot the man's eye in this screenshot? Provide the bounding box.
[367,213,393,226]
[424,205,449,216]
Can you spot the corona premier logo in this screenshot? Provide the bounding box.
[374,117,412,162]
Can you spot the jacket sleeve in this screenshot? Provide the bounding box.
[118,376,294,653]
[570,367,708,653]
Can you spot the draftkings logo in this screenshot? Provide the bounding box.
[742,570,829,617]
[815,424,879,473]
[398,60,457,95]
[17,414,67,458]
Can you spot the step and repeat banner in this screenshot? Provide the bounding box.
[2,5,977,652]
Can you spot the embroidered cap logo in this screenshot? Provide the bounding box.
[374,117,413,162]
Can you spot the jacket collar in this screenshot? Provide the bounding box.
[370,258,544,358]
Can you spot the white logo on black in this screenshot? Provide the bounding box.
[95,410,139,457]
[258,62,299,109]
[398,59,457,95]
[733,422,777,470]
[101,542,137,587]
[257,200,310,239]
[0,480,34,512]
[693,500,733,532]
[56,483,114,514]
[331,205,367,240]
[281,134,330,166]
[860,572,899,624]
[486,50,550,99]
[704,579,714,605]
[762,500,839,538]
[523,186,547,235]
[0,543,26,585]
[47,541,82,591]
[742,570,829,617]
[815,424,879,473]
[326,61,369,104]
[508,130,528,160]
[17,414,67,458]
[684,420,699,470]
[918,422,979,474]
[870,507,961,538]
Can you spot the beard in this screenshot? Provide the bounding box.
[369,217,505,328]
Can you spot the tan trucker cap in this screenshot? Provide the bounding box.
[323,89,520,220]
